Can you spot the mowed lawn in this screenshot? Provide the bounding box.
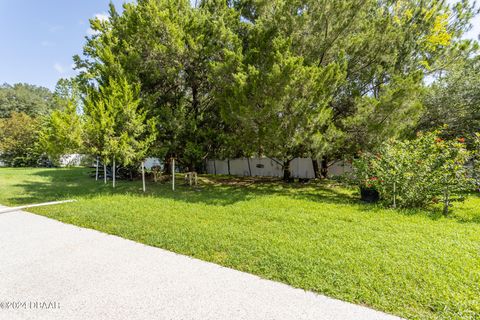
[1,168,479,319]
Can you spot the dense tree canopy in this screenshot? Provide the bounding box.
[419,55,480,145]
[0,82,66,166]
[1,0,477,174]
[0,83,59,118]
[75,0,243,170]
[56,0,478,176]
[0,112,43,166]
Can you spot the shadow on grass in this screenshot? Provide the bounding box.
[355,192,480,224]
[9,168,356,207]
[9,168,480,224]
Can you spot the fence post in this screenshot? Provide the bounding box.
[95,157,99,181]
[142,161,146,192]
[172,158,175,191]
[112,158,116,188]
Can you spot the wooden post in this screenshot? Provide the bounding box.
[104,162,107,184]
[95,157,99,181]
[112,158,116,188]
[443,189,449,215]
[142,161,146,192]
[172,158,175,191]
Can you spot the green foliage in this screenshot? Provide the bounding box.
[76,0,242,169]
[0,112,43,166]
[341,74,425,153]
[245,0,477,159]
[53,78,82,110]
[219,6,345,167]
[419,55,480,144]
[83,76,156,166]
[222,0,477,164]
[39,101,83,165]
[38,78,84,165]
[72,0,478,171]
[0,83,59,118]
[354,130,473,211]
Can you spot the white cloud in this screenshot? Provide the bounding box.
[86,28,99,36]
[86,13,109,36]
[94,13,109,22]
[53,63,66,74]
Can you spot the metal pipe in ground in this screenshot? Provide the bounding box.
[0,200,76,215]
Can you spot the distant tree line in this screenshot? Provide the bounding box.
[0,83,61,166]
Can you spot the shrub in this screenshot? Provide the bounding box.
[0,112,43,167]
[353,131,474,213]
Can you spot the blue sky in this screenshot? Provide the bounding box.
[0,0,127,89]
[0,0,478,90]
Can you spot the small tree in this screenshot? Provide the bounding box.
[83,83,116,183]
[83,76,156,188]
[39,100,83,165]
[431,137,472,214]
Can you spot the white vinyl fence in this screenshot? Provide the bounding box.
[59,154,86,167]
[206,158,352,179]
[144,157,162,170]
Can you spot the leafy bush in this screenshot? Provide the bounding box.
[353,131,474,213]
[0,112,44,167]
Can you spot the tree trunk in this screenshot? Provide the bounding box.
[443,189,450,215]
[164,156,171,175]
[312,159,320,178]
[283,160,293,182]
[320,158,329,179]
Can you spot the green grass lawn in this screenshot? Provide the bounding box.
[1,167,479,319]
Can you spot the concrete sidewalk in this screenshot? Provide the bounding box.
[0,209,402,320]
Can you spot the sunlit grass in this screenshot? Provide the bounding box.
[1,167,479,319]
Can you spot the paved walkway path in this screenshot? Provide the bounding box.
[0,209,402,320]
